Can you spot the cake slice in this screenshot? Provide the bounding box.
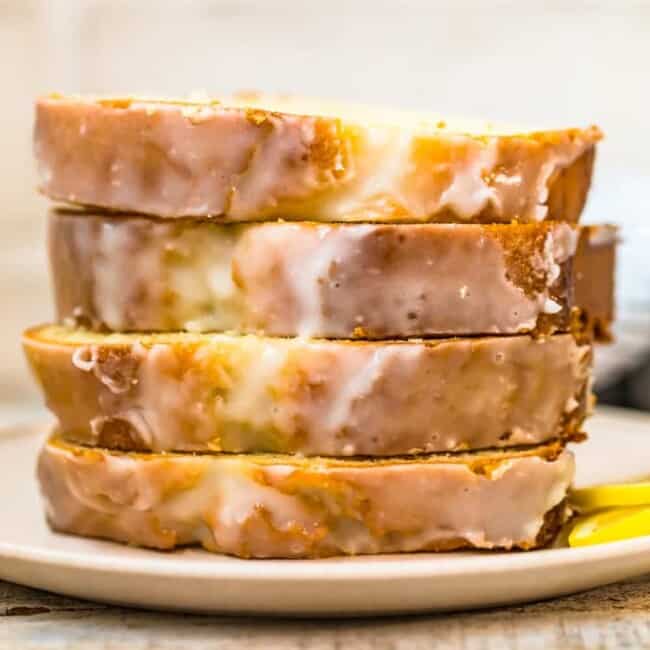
[50,211,616,339]
[35,94,600,223]
[24,325,590,456]
[38,436,573,558]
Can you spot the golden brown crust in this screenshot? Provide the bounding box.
[87,422,585,459]
[546,148,595,226]
[46,433,567,467]
[530,500,570,550]
[572,226,617,342]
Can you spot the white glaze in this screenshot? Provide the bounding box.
[214,340,289,432]
[436,135,499,218]
[318,345,421,453]
[534,223,580,315]
[163,227,242,332]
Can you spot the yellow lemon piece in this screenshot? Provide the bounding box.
[570,482,650,513]
[569,506,650,547]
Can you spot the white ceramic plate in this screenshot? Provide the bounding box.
[1,406,650,616]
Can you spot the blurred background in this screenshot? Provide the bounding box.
[1,0,649,417]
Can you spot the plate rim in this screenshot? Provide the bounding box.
[3,405,650,583]
[2,535,650,583]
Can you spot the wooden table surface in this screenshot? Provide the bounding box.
[3,575,650,649]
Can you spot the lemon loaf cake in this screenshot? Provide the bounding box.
[25,326,590,456]
[50,211,616,339]
[35,95,599,223]
[38,436,573,558]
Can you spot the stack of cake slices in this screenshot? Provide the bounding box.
[24,95,616,558]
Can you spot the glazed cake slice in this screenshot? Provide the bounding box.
[35,94,600,223]
[38,436,573,558]
[50,211,616,339]
[24,326,590,456]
